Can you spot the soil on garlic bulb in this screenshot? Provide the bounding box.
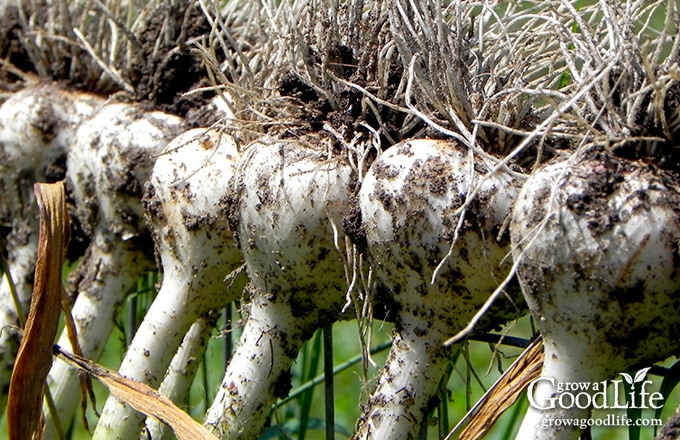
[511,148,680,439]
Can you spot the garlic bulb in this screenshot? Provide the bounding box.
[355,139,522,439]
[203,138,355,439]
[512,150,680,439]
[92,127,246,439]
[47,102,182,438]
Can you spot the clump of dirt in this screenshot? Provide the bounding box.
[278,72,321,104]
[128,2,216,119]
[0,1,221,121]
[273,45,416,147]
[0,1,94,90]
[342,195,366,254]
[214,3,427,151]
[564,150,628,236]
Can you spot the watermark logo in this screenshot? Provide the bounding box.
[527,367,665,410]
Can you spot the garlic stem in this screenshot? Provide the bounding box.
[144,313,218,440]
[51,102,183,438]
[44,237,154,439]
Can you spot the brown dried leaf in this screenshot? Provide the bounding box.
[457,338,544,440]
[54,346,219,440]
[8,182,70,440]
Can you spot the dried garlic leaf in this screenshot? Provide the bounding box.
[8,182,70,440]
[54,347,219,440]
